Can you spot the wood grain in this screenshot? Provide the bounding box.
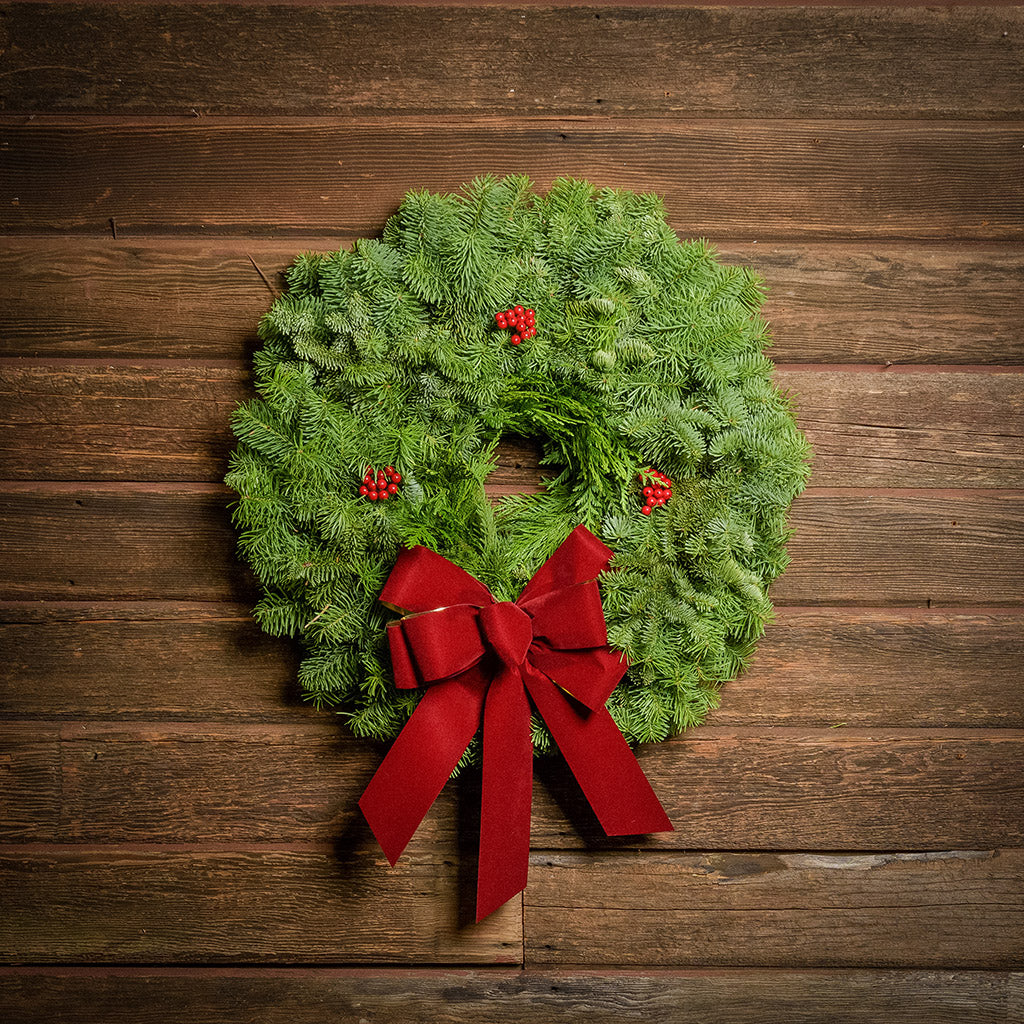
[2,5,1022,119]
[0,967,1019,1024]
[3,605,1021,727]
[524,848,1024,967]
[786,369,1024,488]
[2,362,1022,486]
[0,485,252,604]
[2,239,1020,363]
[2,121,1022,240]
[4,721,1021,849]
[1,486,1020,606]
[772,492,1024,607]
[534,728,1024,850]
[718,608,1024,728]
[0,602,305,720]
[0,847,522,964]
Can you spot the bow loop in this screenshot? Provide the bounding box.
[394,604,485,685]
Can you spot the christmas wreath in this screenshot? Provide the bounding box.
[226,176,809,916]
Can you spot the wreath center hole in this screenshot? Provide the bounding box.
[493,434,544,492]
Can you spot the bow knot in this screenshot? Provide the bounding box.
[479,601,533,668]
[359,525,673,922]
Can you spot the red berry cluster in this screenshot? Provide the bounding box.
[358,465,402,502]
[639,468,673,516]
[494,305,536,346]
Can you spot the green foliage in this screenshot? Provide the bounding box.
[226,176,811,751]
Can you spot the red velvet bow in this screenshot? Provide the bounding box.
[358,525,673,921]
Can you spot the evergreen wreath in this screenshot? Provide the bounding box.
[226,176,810,761]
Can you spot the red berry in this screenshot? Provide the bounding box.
[391,472,402,483]
[655,497,666,506]
[386,466,395,474]
[359,485,369,496]
[642,486,654,497]
[387,483,398,494]
[495,312,505,323]
[496,316,508,329]
[378,490,389,501]
[511,334,522,345]
[653,488,663,499]
[506,308,516,319]
[641,505,652,515]
[526,308,534,317]
[514,305,524,316]
[367,490,378,501]
[664,489,672,500]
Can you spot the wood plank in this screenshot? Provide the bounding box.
[0,847,521,964]
[2,121,1021,240]
[2,239,1020,363]
[772,492,1024,607]
[533,728,1024,850]
[718,608,1024,728]
[0,602,305,720]
[524,848,1024,967]
[1,6,1021,120]
[2,363,1022,487]
[1,487,1021,605]
[0,485,252,603]
[0,363,246,482]
[0,967,1019,1024]
[786,370,1024,488]
[4,722,1021,849]
[727,243,1024,366]
[0,721,402,844]
[3,605,1020,727]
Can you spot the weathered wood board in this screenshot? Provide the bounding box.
[1,3,1021,1019]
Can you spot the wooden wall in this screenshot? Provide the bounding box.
[1,3,1022,1020]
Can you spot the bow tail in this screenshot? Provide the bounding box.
[359,675,486,866]
[523,666,673,837]
[477,665,533,922]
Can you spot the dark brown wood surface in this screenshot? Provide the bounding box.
[3,487,1022,604]
[3,121,1022,240]
[1,968,1019,1024]
[1,4,1021,1021]
[3,604,1021,725]
[4,720,1022,847]
[3,5,1022,119]
[524,849,1024,967]
[2,363,1022,485]
[3,239,1020,363]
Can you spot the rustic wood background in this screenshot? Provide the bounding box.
[1,3,1022,1020]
